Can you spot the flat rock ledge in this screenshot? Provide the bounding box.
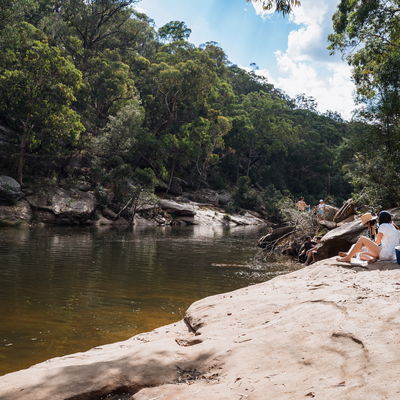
[2,259,400,400]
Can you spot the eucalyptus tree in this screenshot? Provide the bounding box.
[329,0,400,207]
[0,22,83,183]
[248,0,300,14]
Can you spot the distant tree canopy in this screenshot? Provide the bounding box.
[0,0,382,216]
[158,21,191,42]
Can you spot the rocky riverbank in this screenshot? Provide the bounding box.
[0,176,266,227]
[1,257,400,400]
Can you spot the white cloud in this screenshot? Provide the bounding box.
[252,0,355,120]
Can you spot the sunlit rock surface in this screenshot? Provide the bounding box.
[1,258,400,399]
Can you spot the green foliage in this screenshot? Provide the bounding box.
[248,0,300,15]
[233,176,263,210]
[0,21,83,182]
[158,21,191,42]
[0,0,363,214]
[261,185,295,223]
[329,0,400,207]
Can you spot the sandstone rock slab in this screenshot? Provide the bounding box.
[1,259,400,400]
[317,218,367,259]
[333,198,355,223]
[27,187,96,224]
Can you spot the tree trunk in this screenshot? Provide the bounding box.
[167,159,176,194]
[18,133,27,185]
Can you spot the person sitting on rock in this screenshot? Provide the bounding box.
[336,211,400,263]
[363,212,378,241]
[304,236,322,266]
[298,236,315,263]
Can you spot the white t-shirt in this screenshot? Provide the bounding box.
[378,223,400,260]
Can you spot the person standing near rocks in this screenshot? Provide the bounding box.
[316,199,326,219]
[296,197,309,212]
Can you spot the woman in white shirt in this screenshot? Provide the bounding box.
[337,211,400,263]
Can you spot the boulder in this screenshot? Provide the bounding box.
[159,199,196,217]
[27,187,96,224]
[316,217,367,260]
[2,259,400,400]
[101,207,118,220]
[190,205,265,226]
[78,183,91,192]
[0,176,24,205]
[318,219,337,230]
[0,200,32,226]
[337,214,355,226]
[322,204,339,222]
[388,207,400,225]
[333,198,355,223]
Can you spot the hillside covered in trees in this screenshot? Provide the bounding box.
[0,0,396,219]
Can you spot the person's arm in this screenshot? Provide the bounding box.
[375,232,383,245]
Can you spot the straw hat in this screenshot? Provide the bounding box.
[360,212,378,225]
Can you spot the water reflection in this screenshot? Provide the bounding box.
[0,225,298,375]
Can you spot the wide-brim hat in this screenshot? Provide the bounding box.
[360,212,378,225]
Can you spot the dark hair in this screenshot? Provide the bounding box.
[315,236,322,240]
[305,236,311,241]
[379,211,392,225]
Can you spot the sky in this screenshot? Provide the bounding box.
[136,0,355,120]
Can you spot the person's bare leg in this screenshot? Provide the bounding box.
[338,243,357,258]
[305,250,313,266]
[336,236,380,262]
[359,253,378,263]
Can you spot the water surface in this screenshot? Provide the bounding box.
[0,225,298,375]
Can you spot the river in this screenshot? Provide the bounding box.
[0,225,299,375]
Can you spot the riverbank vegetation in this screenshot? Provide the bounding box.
[0,0,398,221]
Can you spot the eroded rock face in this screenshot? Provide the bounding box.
[0,176,24,205]
[27,187,96,224]
[323,204,339,222]
[159,199,265,226]
[316,218,367,259]
[1,258,400,400]
[333,199,355,223]
[0,200,32,226]
[159,199,196,217]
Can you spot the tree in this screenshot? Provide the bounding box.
[329,0,400,207]
[248,0,300,14]
[294,93,318,112]
[158,21,191,42]
[0,22,83,183]
[51,0,137,54]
